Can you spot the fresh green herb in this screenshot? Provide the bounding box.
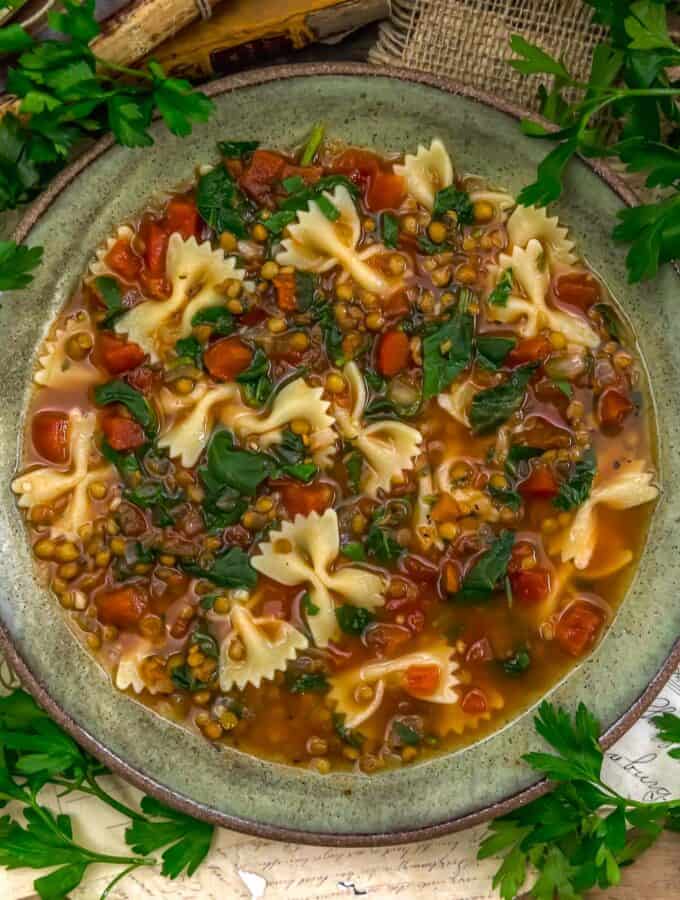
[392,720,422,746]
[381,211,400,248]
[183,546,257,589]
[301,592,320,616]
[336,605,375,635]
[175,335,203,368]
[594,303,620,340]
[94,380,158,436]
[170,663,213,692]
[422,290,475,399]
[553,378,573,398]
[0,242,43,291]
[299,121,324,166]
[315,193,340,220]
[453,531,515,604]
[235,348,272,406]
[199,594,219,610]
[488,268,513,307]
[505,445,544,477]
[341,541,366,562]
[363,392,421,421]
[200,430,272,498]
[196,165,250,238]
[124,482,183,527]
[218,139,258,158]
[287,672,329,694]
[312,298,346,366]
[191,624,219,659]
[276,175,359,219]
[364,369,387,392]
[191,305,234,336]
[432,185,473,223]
[333,712,365,749]
[282,174,305,194]
[0,688,214,898]
[365,521,403,564]
[476,334,517,370]
[554,448,597,511]
[295,270,316,311]
[345,449,363,494]
[653,712,680,759]
[488,484,522,511]
[101,439,142,477]
[92,275,125,327]
[269,430,318,483]
[263,209,297,234]
[469,364,536,434]
[502,648,531,675]
[417,233,449,255]
[508,4,680,283]
[479,700,680,900]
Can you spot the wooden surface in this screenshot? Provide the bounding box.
[594,831,679,899]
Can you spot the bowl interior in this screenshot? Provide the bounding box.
[1,67,679,843]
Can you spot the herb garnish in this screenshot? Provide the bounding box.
[336,605,375,635]
[392,720,422,746]
[286,672,329,694]
[191,305,234,336]
[235,348,273,406]
[502,648,531,675]
[505,445,544,478]
[452,531,515,604]
[488,268,513,307]
[0,242,43,290]
[381,212,400,248]
[469,364,536,434]
[333,712,365,749]
[476,334,517,370]
[196,164,251,238]
[218,140,259,158]
[432,185,474,222]
[422,290,475,399]
[124,482,183,527]
[94,276,125,328]
[94,380,158,436]
[183,546,257,589]
[553,448,597,511]
[488,484,522,511]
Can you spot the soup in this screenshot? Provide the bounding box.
[12,135,658,773]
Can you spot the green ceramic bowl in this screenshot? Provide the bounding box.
[1,64,679,845]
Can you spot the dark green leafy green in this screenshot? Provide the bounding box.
[345,449,363,494]
[381,211,399,248]
[469,364,535,434]
[653,713,680,759]
[201,430,273,497]
[175,335,203,368]
[94,380,158,436]
[488,484,522,511]
[365,520,403,564]
[235,348,272,406]
[196,165,250,238]
[101,439,142,476]
[125,796,213,878]
[593,303,620,340]
[432,185,473,222]
[287,672,329,694]
[218,140,258,158]
[301,592,320,616]
[422,291,475,399]
[263,175,360,238]
[505,445,544,477]
[417,233,449,255]
[392,720,421,746]
[487,268,513,307]
[183,546,257,589]
[282,174,305,193]
[0,242,43,291]
[476,334,517,370]
[553,448,597,511]
[333,712,365,749]
[294,270,316,311]
[502,649,531,675]
[191,305,234,336]
[315,193,340,221]
[268,430,318,483]
[335,605,375,635]
[452,531,515,604]
[93,275,125,328]
[124,482,183,527]
[341,541,366,562]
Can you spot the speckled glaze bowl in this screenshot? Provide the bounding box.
[1,64,679,845]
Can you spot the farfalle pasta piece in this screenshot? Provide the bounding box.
[12,409,115,539]
[468,188,516,219]
[158,381,244,467]
[437,377,480,427]
[393,138,454,210]
[507,204,577,267]
[561,463,658,569]
[487,240,600,348]
[276,186,399,297]
[115,638,172,695]
[328,641,459,729]
[115,235,245,361]
[34,311,101,390]
[219,605,308,690]
[436,685,504,736]
[252,508,386,648]
[234,377,336,467]
[335,362,422,497]
[89,225,135,279]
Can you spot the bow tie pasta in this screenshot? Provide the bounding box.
[393,138,454,210]
[507,204,577,268]
[34,311,101,391]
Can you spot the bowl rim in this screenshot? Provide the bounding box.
[4,60,679,847]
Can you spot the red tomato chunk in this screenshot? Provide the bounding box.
[556,602,604,656]
[102,416,146,451]
[99,332,146,375]
[377,330,410,376]
[32,411,70,464]
[204,337,253,380]
[96,586,148,628]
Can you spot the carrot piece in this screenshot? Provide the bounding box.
[105,239,141,282]
[102,416,146,451]
[165,196,200,240]
[598,387,633,430]
[404,664,440,697]
[376,329,410,376]
[276,480,335,517]
[32,411,70,464]
[506,335,552,366]
[509,568,551,606]
[239,150,287,203]
[431,493,461,522]
[366,172,406,211]
[143,222,169,277]
[98,332,146,375]
[97,586,148,628]
[461,687,488,714]
[554,272,600,310]
[273,273,297,312]
[518,465,559,499]
[203,337,253,381]
[555,601,604,656]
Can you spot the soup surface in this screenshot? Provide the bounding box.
[12,134,659,773]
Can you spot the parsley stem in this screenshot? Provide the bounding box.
[81,772,148,822]
[95,57,154,82]
[99,862,147,900]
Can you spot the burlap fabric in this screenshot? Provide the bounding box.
[370,0,606,110]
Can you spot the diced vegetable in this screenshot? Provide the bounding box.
[239,149,287,202]
[519,465,559,499]
[598,387,633,429]
[461,687,488,714]
[101,415,146,451]
[376,329,410,376]
[276,480,335,517]
[105,239,141,282]
[509,568,551,605]
[404,664,440,697]
[554,271,600,309]
[555,601,604,656]
[32,411,70,464]
[366,172,405,211]
[142,221,168,277]
[506,335,552,366]
[96,585,148,628]
[165,196,200,240]
[98,332,146,374]
[273,273,297,312]
[203,337,253,380]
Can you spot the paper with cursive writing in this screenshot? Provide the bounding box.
[0,655,678,900]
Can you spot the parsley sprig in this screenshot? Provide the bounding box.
[509,0,680,282]
[0,689,214,898]
[0,0,213,290]
[480,701,680,899]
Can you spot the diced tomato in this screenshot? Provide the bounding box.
[280,163,322,185]
[384,289,410,317]
[519,464,559,499]
[165,196,200,240]
[203,337,253,380]
[143,222,169,277]
[507,335,552,366]
[376,329,410,376]
[125,365,155,394]
[98,332,146,375]
[239,150,287,203]
[555,601,604,656]
[509,567,551,606]
[102,415,146,451]
[32,411,70,464]
[273,273,297,312]
[598,387,633,430]
[466,638,494,663]
[330,148,381,185]
[96,586,148,628]
[554,272,600,310]
[461,687,488,715]
[401,554,439,583]
[508,540,535,574]
[105,239,141,282]
[276,480,335,517]
[404,664,440,697]
[366,172,405,211]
